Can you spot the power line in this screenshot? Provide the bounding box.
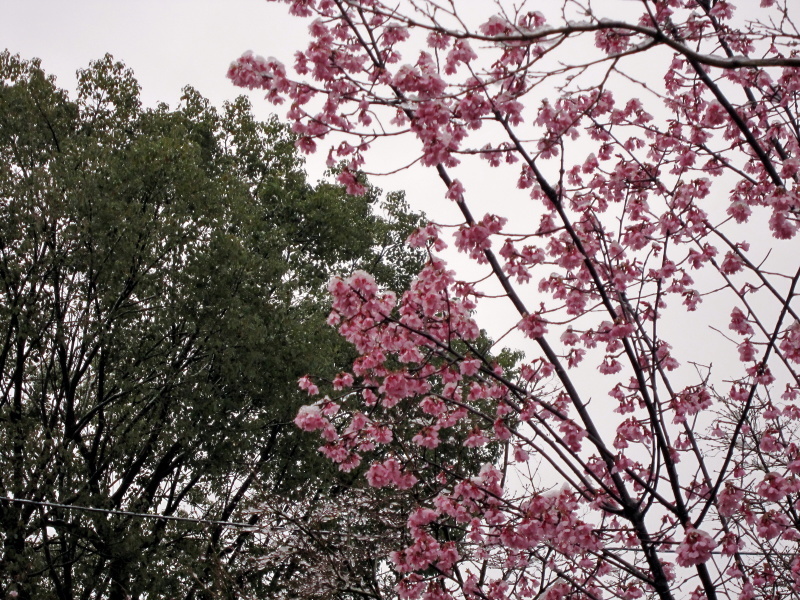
[0,496,381,540]
[602,546,796,557]
[0,495,259,529]
[1,496,794,558]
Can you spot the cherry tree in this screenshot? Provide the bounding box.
[231,1,800,598]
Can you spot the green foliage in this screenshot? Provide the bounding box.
[0,51,424,600]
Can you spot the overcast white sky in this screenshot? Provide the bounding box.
[0,0,770,373]
[3,1,292,110]
[0,2,540,359]
[5,0,470,216]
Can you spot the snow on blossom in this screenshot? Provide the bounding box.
[480,15,513,37]
[227,52,290,102]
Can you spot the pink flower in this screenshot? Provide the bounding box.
[332,372,354,390]
[407,223,447,251]
[598,357,623,374]
[298,375,319,396]
[513,446,529,462]
[780,321,800,363]
[717,483,743,517]
[480,15,512,36]
[675,528,717,567]
[445,178,465,201]
[407,507,439,529]
[294,405,328,431]
[729,307,754,336]
[757,510,791,539]
[464,429,489,447]
[720,251,743,274]
[445,40,477,74]
[365,458,418,489]
[756,472,792,501]
[595,28,631,55]
[720,532,743,556]
[670,386,712,423]
[412,426,440,448]
[738,340,756,362]
[519,313,547,339]
[560,419,587,452]
[459,359,481,377]
[336,170,366,196]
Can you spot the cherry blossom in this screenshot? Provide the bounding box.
[675,528,717,568]
[236,1,800,598]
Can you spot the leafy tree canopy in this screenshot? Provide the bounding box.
[0,50,425,599]
[229,2,800,600]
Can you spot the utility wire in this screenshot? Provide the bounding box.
[602,547,796,557]
[0,495,259,529]
[1,496,796,557]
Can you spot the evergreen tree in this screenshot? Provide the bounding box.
[0,51,424,599]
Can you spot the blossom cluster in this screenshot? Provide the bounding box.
[238,0,800,598]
